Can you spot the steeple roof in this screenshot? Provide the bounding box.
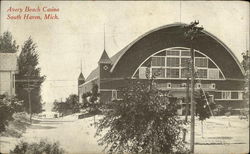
[98,49,112,64]
[78,72,85,80]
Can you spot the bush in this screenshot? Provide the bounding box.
[0,96,23,133]
[1,112,30,138]
[10,139,64,154]
[96,79,187,153]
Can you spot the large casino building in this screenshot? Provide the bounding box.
[78,23,245,114]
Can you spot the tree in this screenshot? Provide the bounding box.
[194,89,216,137]
[0,31,19,53]
[15,37,45,114]
[52,94,80,116]
[65,94,80,113]
[82,83,100,113]
[82,83,100,123]
[0,95,23,133]
[96,78,187,153]
[52,100,69,115]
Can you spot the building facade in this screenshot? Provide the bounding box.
[78,23,245,113]
[0,53,18,96]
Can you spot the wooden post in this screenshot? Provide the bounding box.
[190,44,195,153]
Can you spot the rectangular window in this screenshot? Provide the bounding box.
[166,68,179,78]
[222,91,231,99]
[231,92,238,99]
[208,69,220,79]
[166,50,179,56]
[167,57,179,67]
[181,51,190,56]
[181,68,189,78]
[208,95,214,102]
[214,92,222,99]
[197,69,207,78]
[195,58,208,67]
[139,67,147,79]
[152,68,165,78]
[112,90,118,100]
[151,57,165,66]
[238,92,243,100]
[181,58,190,67]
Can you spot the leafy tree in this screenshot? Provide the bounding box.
[0,95,23,133]
[65,94,80,113]
[0,31,19,53]
[82,83,100,123]
[194,89,216,137]
[52,94,80,116]
[15,37,45,114]
[52,100,69,116]
[96,79,187,153]
[82,83,100,113]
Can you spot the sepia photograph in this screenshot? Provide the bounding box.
[0,1,249,154]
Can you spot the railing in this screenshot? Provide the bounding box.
[156,83,215,90]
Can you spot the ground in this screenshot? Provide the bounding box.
[0,115,249,154]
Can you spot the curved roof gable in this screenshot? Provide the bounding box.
[110,23,244,79]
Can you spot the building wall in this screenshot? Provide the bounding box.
[78,79,98,103]
[80,24,245,112]
[0,71,15,96]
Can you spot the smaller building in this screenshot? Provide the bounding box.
[0,53,18,96]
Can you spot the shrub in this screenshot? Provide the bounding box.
[10,139,64,154]
[1,112,30,138]
[0,96,23,133]
[96,79,188,153]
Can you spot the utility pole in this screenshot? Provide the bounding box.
[185,61,190,122]
[18,78,41,124]
[242,50,250,106]
[184,21,203,153]
[183,60,190,142]
[17,65,42,124]
[23,78,35,123]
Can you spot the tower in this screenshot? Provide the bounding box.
[98,49,112,79]
[78,60,85,86]
[99,24,112,83]
[78,61,85,103]
[78,72,85,86]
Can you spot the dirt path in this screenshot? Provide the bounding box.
[0,116,249,154]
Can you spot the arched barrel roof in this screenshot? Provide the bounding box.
[110,23,244,79]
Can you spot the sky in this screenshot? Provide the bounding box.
[0,1,249,110]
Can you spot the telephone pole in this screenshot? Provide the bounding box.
[242,50,250,106]
[16,65,42,124]
[17,78,40,123]
[184,21,203,153]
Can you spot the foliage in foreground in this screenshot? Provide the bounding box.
[0,95,23,133]
[10,139,64,154]
[1,112,30,138]
[96,79,187,153]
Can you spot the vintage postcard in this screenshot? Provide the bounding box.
[0,1,249,154]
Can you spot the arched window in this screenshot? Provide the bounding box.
[133,47,225,80]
